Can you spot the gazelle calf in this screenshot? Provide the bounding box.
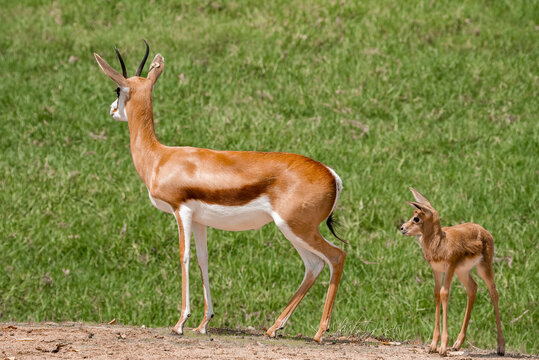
[94,42,346,343]
[400,188,505,356]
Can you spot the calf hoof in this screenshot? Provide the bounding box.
[452,336,465,351]
[439,347,448,357]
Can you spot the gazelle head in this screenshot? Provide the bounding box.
[400,187,439,237]
[94,40,164,122]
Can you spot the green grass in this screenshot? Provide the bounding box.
[1,0,537,354]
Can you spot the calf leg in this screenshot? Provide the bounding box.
[439,266,456,356]
[452,270,478,350]
[429,270,443,353]
[477,262,505,356]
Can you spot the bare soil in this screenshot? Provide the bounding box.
[0,322,534,360]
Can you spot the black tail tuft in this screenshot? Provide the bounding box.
[326,213,348,244]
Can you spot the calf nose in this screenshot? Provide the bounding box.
[400,226,404,231]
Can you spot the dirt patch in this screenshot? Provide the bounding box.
[0,322,533,360]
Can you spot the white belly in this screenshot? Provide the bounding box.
[186,196,273,231]
[456,255,483,272]
[148,191,273,231]
[430,255,482,273]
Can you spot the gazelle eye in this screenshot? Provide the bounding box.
[115,87,120,97]
[413,217,420,223]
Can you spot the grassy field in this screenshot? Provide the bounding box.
[1,0,537,354]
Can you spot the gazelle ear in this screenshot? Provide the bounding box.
[409,187,433,207]
[94,53,128,88]
[147,54,164,86]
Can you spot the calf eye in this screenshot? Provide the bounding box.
[115,87,120,97]
[413,217,420,223]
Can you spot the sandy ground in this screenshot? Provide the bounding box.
[0,322,535,360]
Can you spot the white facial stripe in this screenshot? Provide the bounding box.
[110,99,119,116]
[109,88,129,122]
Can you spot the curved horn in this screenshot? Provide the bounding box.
[136,39,150,76]
[114,46,128,78]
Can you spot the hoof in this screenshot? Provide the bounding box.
[173,315,189,335]
[266,328,277,338]
[313,331,324,343]
[193,325,207,334]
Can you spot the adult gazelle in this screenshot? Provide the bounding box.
[94,42,347,343]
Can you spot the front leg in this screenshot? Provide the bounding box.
[192,222,214,334]
[439,266,456,356]
[429,270,443,353]
[172,206,193,335]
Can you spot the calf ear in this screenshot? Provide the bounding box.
[94,53,128,88]
[407,201,422,210]
[147,54,164,86]
[409,187,433,207]
[407,201,432,216]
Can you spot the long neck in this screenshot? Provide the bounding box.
[421,214,445,254]
[126,94,163,188]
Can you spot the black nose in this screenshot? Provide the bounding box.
[400,226,404,231]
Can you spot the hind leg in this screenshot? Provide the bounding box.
[312,234,346,343]
[266,242,325,338]
[477,261,505,356]
[452,270,478,350]
[270,215,345,343]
